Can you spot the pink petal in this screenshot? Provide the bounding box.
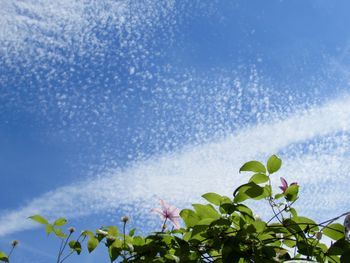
[169,218,181,229]
[160,199,171,211]
[154,199,181,228]
[168,206,179,215]
[280,177,288,188]
[151,208,166,219]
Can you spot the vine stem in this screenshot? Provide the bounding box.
[60,234,85,263]
[266,199,297,224]
[161,218,168,232]
[123,221,127,259]
[7,246,15,259]
[319,211,350,226]
[57,232,72,263]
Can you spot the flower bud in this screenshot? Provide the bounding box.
[121,216,129,224]
[316,231,322,240]
[68,227,75,233]
[11,240,19,247]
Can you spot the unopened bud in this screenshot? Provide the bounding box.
[121,216,129,224]
[68,227,75,233]
[316,231,322,240]
[11,240,19,247]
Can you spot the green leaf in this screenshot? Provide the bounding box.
[284,184,299,202]
[327,255,341,263]
[290,207,298,217]
[53,217,67,227]
[107,226,119,237]
[53,227,66,238]
[323,223,345,241]
[263,184,272,197]
[222,237,242,263]
[252,220,266,232]
[274,193,284,199]
[165,254,180,263]
[108,245,121,262]
[297,240,315,256]
[341,249,350,263]
[69,241,82,255]
[233,182,265,203]
[45,224,54,235]
[293,216,318,233]
[197,217,217,225]
[249,173,269,184]
[0,252,8,263]
[132,236,144,246]
[192,204,220,219]
[236,204,254,219]
[202,192,222,206]
[239,161,266,173]
[328,239,350,255]
[81,230,95,237]
[87,236,99,253]
[129,228,136,237]
[111,239,123,249]
[283,238,296,248]
[267,155,282,174]
[283,218,304,240]
[180,209,200,227]
[262,246,276,258]
[220,203,237,215]
[28,215,48,225]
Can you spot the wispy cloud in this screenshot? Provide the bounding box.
[1,96,350,236]
[0,0,176,60]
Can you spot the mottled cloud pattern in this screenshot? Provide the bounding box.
[0,0,349,242]
[1,96,350,236]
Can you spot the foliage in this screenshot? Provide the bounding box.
[0,240,19,262]
[28,155,350,262]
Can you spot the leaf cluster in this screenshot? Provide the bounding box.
[28,155,350,262]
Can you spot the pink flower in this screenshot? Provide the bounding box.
[152,199,180,230]
[279,177,297,193]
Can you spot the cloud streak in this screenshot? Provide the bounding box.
[1,95,350,236]
[0,0,177,61]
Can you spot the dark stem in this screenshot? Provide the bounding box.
[57,232,72,263]
[7,246,15,259]
[266,199,297,224]
[59,234,85,263]
[161,218,168,232]
[60,251,75,263]
[57,238,64,263]
[123,221,127,259]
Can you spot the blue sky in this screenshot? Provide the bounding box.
[1,0,350,262]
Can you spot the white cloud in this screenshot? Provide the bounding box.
[0,0,176,60]
[1,95,350,236]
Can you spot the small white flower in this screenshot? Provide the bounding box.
[276,233,284,239]
[96,229,108,236]
[106,236,116,241]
